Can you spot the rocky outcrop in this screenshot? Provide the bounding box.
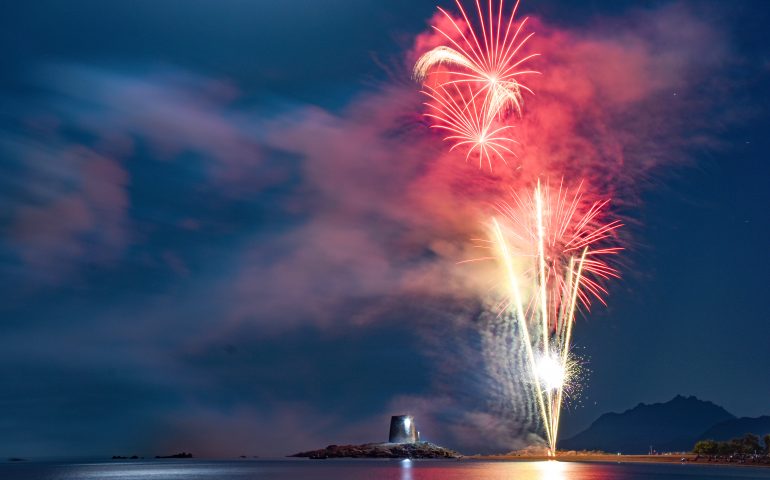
[155,452,193,459]
[290,441,461,459]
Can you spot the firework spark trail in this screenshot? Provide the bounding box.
[491,217,553,448]
[552,247,587,448]
[414,0,539,169]
[484,181,622,455]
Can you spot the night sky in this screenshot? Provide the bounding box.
[1,0,768,458]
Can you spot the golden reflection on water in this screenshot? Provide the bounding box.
[534,460,567,480]
[400,459,570,480]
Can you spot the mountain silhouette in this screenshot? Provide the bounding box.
[698,416,770,441]
[560,395,735,453]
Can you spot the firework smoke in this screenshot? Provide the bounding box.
[415,0,624,455]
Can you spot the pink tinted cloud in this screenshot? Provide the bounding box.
[408,4,728,192]
[51,67,261,185]
[513,5,728,189]
[12,147,129,280]
[6,3,728,320]
[5,68,266,283]
[229,88,497,328]
[228,3,728,329]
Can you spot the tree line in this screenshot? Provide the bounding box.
[693,434,770,456]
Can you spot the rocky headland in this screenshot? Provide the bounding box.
[290,441,461,459]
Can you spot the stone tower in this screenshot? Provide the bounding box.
[388,415,418,443]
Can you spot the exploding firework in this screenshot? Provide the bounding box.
[479,180,622,455]
[414,0,539,169]
[422,84,518,169]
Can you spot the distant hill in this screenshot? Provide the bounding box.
[560,395,735,454]
[698,416,770,441]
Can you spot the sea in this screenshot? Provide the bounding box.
[2,459,770,480]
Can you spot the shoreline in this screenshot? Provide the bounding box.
[466,453,770,468]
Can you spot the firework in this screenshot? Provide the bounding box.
[414,0,624,457]
[414,0,539,169]
[479,180,622,455]
[422,83,518,169]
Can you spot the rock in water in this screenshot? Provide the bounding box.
[290,441,461,459]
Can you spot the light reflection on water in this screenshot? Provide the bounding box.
[535,460,567,480]
[401,458,413,480]
[1,459,770,480]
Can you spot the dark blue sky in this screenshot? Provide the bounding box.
[0,0,768,458]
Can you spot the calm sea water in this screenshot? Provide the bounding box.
[2,459,770,480]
